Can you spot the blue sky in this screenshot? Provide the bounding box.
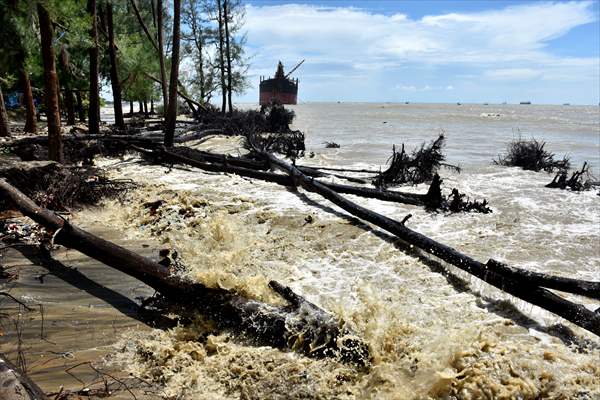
[234,0,600,104]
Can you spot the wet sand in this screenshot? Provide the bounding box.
[0,223,158,397]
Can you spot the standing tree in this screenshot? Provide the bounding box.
[37,2,63,162]
[223,0,233,114]
[59,44,76,125]
[182,0,218,104]
[130,0,169,115]
[164,0,181,146]
[105,1,125,128]
[0,86,9,137]
[211,0,248,113]
[88,0,100,135]
[216,0,226,114]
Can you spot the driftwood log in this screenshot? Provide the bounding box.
[0,354,48,400]
[0,179,370,365]
[137,145,441,208]
[254,150,600,336]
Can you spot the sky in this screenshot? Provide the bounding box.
[235,0,600,104]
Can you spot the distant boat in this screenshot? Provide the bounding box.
[483,102,489,105]
[259,60,304,105]
[404,101,410,104]
[563,103,570,106]
[457,102,462,105]
[520,101,531,105]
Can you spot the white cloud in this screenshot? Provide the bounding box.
[484,68,543,80]
[239,1,599,102]
[244,1,598,73]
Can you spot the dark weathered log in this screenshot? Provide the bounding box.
[256,150,600,336]
[0,179,369,364]
[153,147,439,207]
[0,354,48,400]
[486,259,600,299]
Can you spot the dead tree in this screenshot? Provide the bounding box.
[253,148,600,337]
[495,138,570,172]
[373,134,457,188]
[546,162,597,192]
[0,179,370,365]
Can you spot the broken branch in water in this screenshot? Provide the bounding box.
[0,178,370,365]
[546,162,598,192]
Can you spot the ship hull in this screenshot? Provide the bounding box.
[259,78,298,105]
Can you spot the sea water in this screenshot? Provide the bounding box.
[92,103,599,399]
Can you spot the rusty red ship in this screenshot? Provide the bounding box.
[259,60,304,105]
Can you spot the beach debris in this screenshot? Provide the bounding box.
[546,162,598,192]
[0,160,133,211]
[0,179,371,366]
[324,141,340,148]
[135,143,487,212]
[494,137,570,172]
[252,149,600,337]
[372,134,461,189]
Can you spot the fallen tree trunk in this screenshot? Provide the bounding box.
[0,179,369,365]
[147,146,439,208]
[256,150,600,336]
[0,354,48,400]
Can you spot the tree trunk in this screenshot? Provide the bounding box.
[217,0,226,114]
[88,0,100,135]
[150,98,155,114]
[223,0,233,114]
[19,65,36,133]
[0,354,48,400]
[257,150,600,337]
[0,178,369,365]
[0,89,9,137]
[138,101,143,114]
[58,46,75,126]
[65,90,75,125]
[106,2,125,129]
[129,100,134,115]
[76,91,86,122]
[164,0,181,147]
[37,3,63,162]
[156,0,169,116]
[143,100,148,116]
